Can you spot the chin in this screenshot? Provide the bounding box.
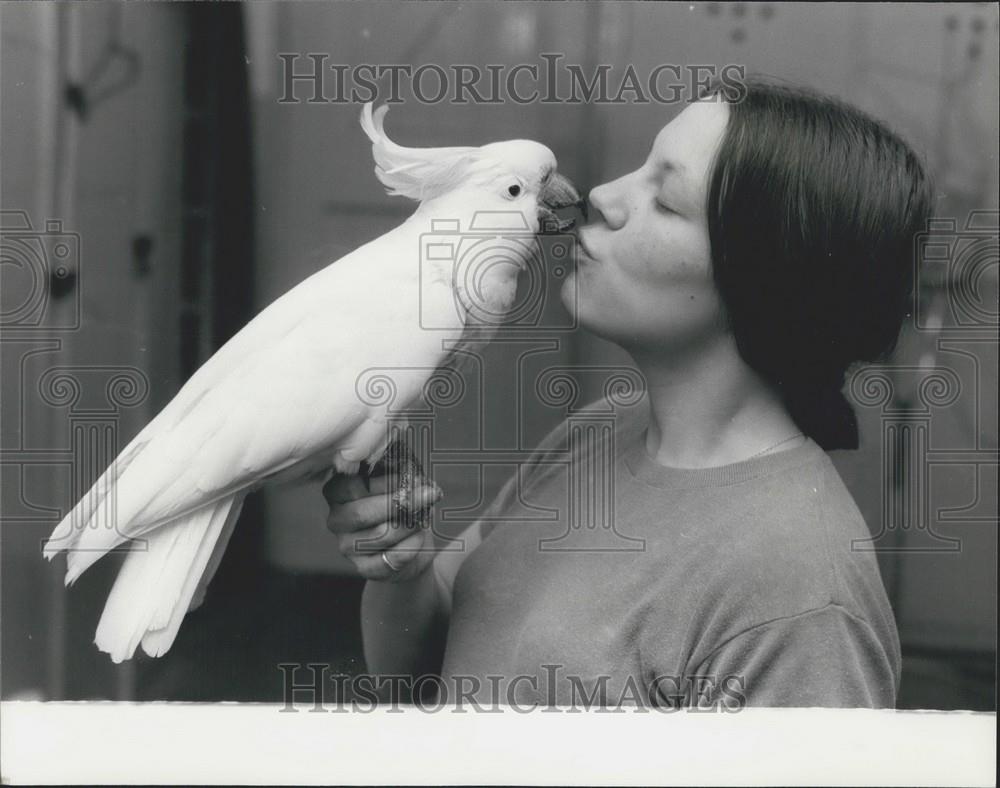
[559,273,606,336]
[558,272,579,319]
[560,271,635,345]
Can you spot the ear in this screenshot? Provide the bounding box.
[360,103,483,201]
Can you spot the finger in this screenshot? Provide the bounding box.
[365,473,392,496]
[385,528,431,566]
[339,518,419,555]
[326,493,393,534]
[355,530,428,579]
[322,473,369,506]
[328,482,442,533]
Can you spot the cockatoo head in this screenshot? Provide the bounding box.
[360,103,586,233]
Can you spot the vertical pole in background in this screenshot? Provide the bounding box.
[45,0,81,702]
[197,1,262,604]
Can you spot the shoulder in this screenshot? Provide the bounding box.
[673,446,893,639]
[657,444,881,628]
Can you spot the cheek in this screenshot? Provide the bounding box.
[608,227,715,328]
[575,226,725,343]
[632,225,712,289]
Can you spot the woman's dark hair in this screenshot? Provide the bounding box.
[704,77,934,450]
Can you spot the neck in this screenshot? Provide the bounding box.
[626,336,804,469]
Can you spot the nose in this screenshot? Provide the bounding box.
[588,176,628,231]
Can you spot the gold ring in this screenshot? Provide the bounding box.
[381,551,401,573]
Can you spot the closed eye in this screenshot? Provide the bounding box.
[656,199,676,214]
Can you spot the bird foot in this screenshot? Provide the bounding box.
[366,437,440,526]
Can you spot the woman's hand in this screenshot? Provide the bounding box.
[323,472,442,582]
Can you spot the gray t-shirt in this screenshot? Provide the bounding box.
[440,395,901,708]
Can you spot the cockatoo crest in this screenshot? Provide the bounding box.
[360,103,555,203]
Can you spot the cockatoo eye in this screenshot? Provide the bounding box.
[506,184,522,198]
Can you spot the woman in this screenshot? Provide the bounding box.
[323,79,933,708]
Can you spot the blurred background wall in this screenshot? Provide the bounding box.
[2,1,996,709]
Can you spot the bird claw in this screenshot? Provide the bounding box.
[369,436,438,527]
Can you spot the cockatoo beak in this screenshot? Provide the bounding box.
[539,172,587,233]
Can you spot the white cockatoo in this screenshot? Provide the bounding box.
[43,103,583,663]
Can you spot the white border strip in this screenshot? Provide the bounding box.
[1,702,996,786]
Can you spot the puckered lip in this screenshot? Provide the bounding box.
[574,226,598,262]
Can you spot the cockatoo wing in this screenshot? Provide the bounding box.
[45,223,463,583]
